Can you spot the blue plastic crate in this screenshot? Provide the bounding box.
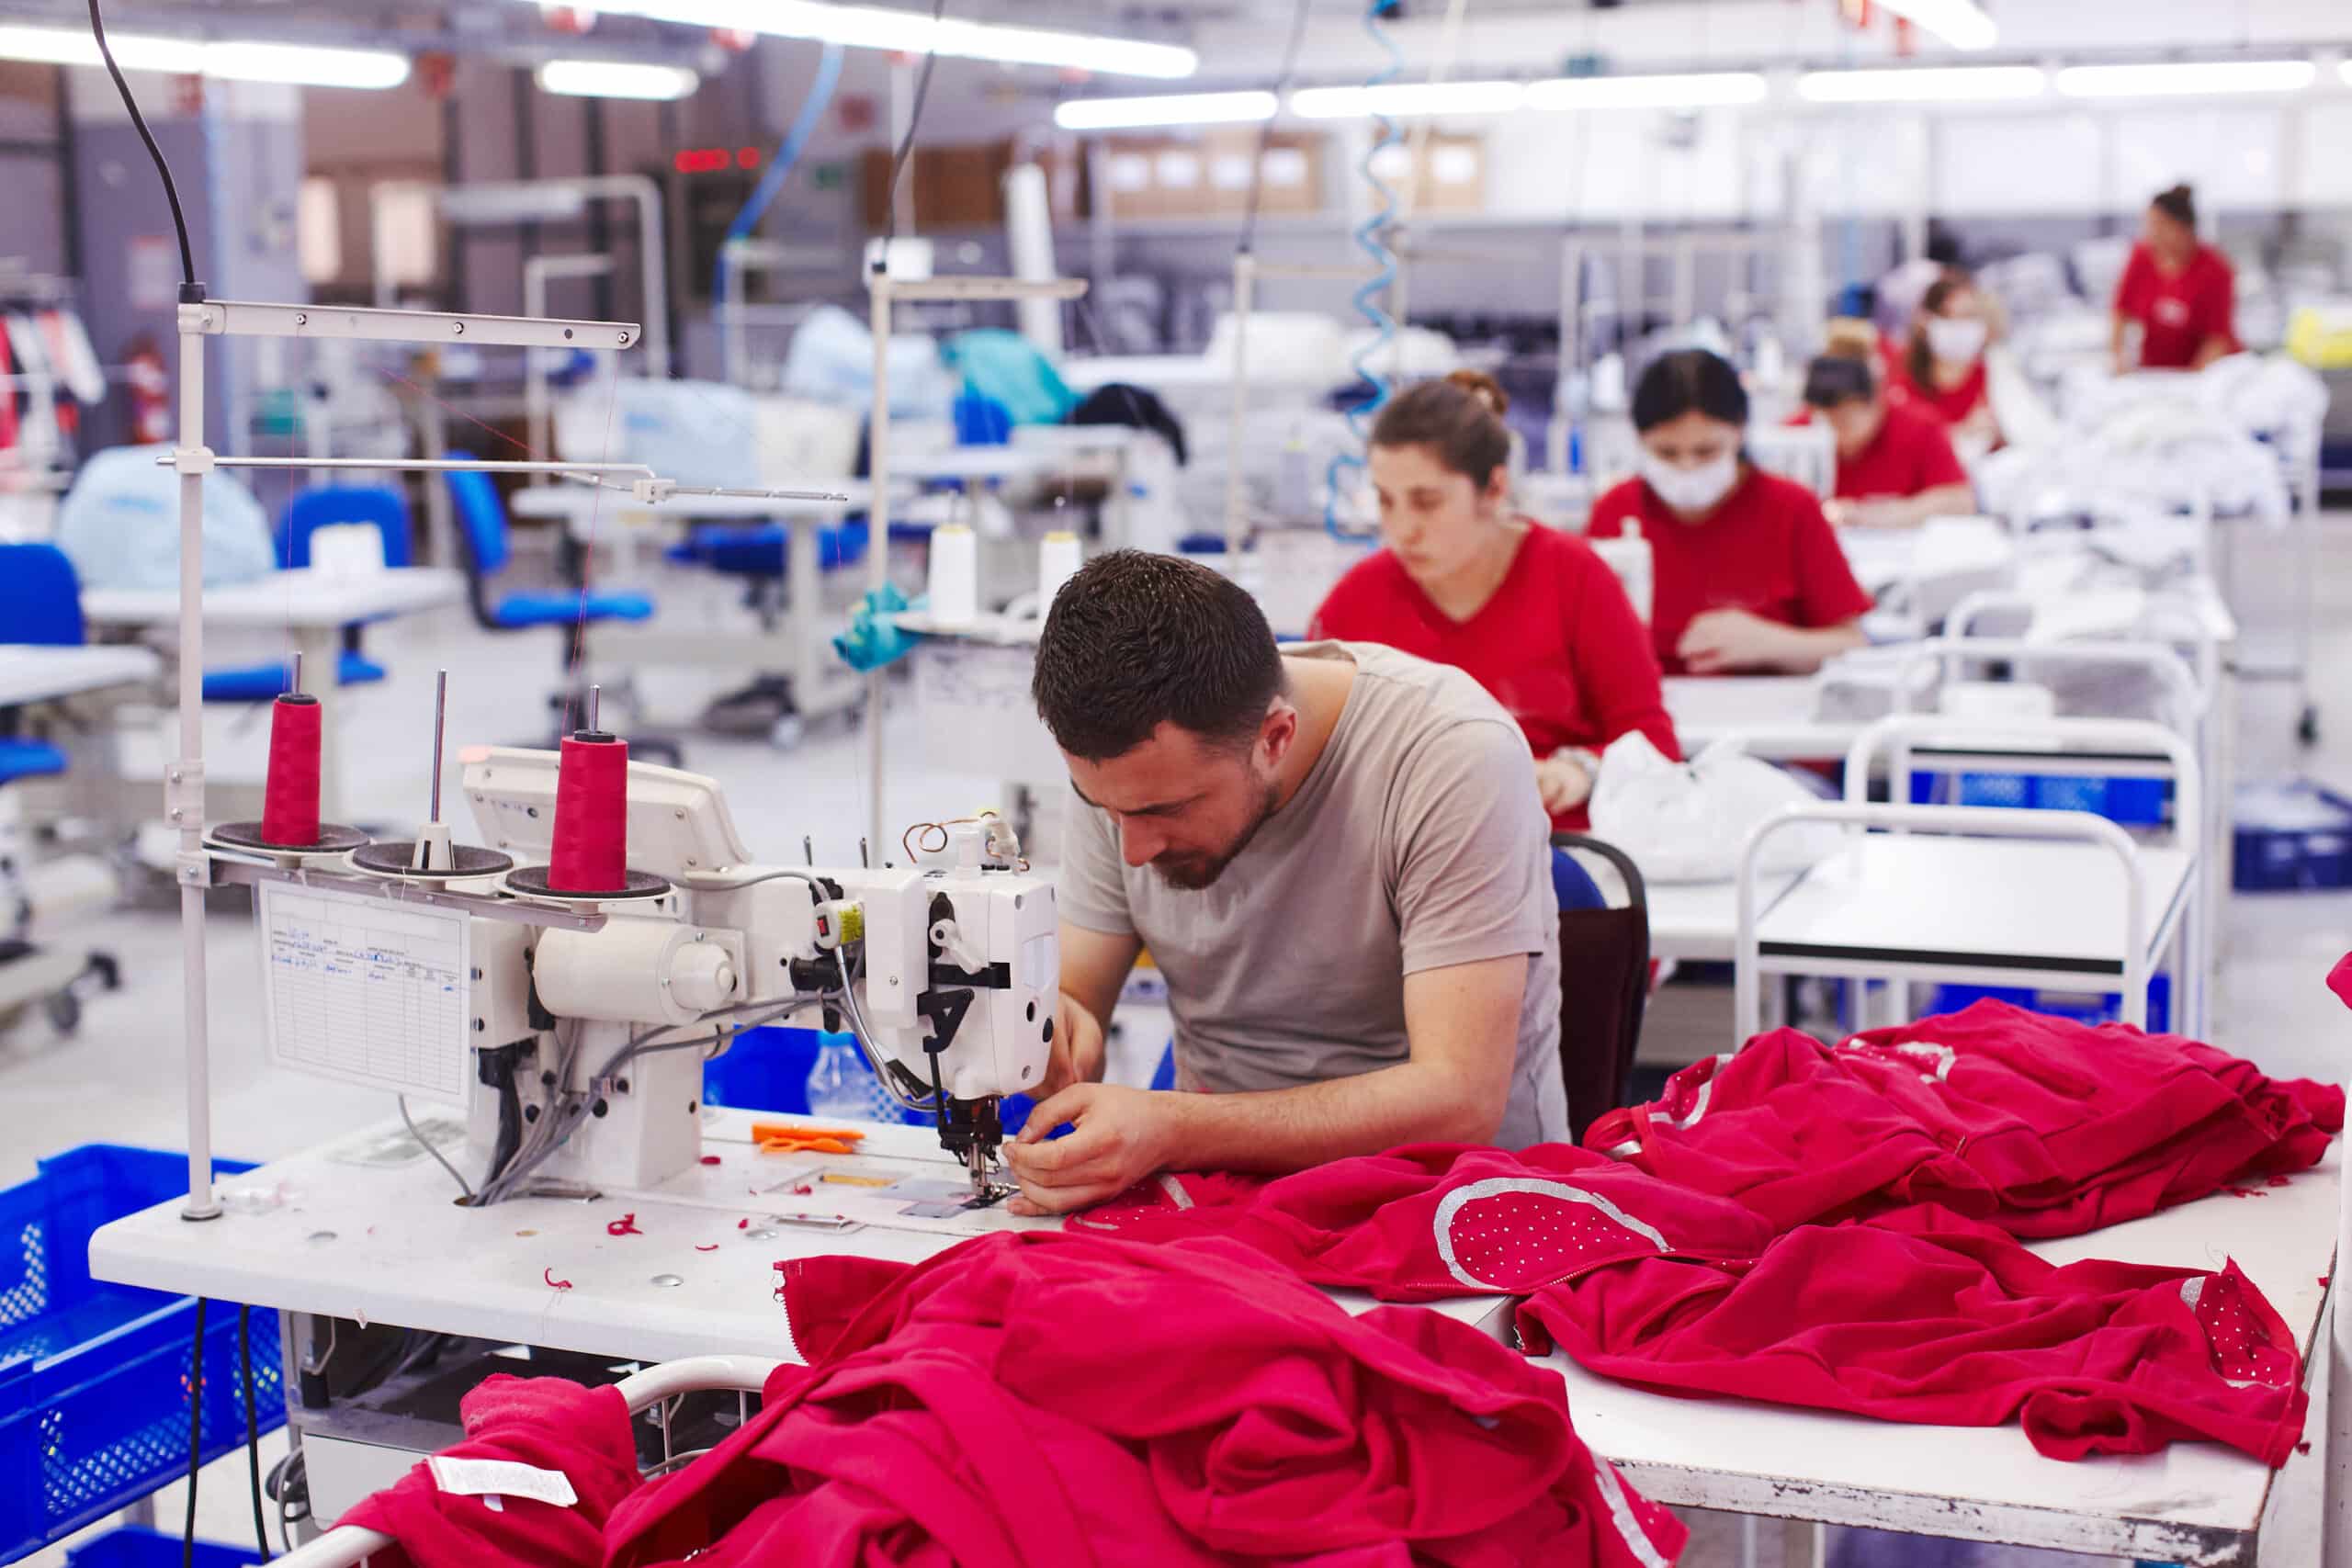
[1927,976,2172,1035]
[2233,780,2352,892]
[1908,770,2169,825]
[64,1526,262,1568]
[0,1146,280,1564]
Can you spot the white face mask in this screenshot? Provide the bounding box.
[1639,450,1740,513]
[1926,316,1988,365]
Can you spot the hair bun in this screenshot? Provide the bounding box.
[1442,367,1510,418]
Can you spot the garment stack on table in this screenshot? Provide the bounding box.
[337,1000,2339,1565]
[344,1236,1687,1566]
[1080,1001,2338,1467]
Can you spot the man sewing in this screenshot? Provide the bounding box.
[1002,550,1564,1216]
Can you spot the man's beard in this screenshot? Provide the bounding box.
[1148,780,1280,891]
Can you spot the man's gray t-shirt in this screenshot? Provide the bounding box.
[1057,640,1567,1147]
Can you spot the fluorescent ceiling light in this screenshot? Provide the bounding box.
[1054,90,1273,130]
[1288,81,1525,119]
[558,1,1195,79]
[1523,73,1768,110]
[0,25,409,87]
[536,60,698,99]
[2055,60,2316,97]
[1797,65,2045,103]
[1876,0,1997,52]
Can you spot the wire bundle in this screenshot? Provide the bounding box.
[1322,0,1408,538]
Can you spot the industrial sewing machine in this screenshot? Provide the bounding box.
[399,748,1057,1204]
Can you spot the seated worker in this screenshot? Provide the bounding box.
[1308,369,1677,831]
[1802,322,1977,529]
[2113,183,2238,372]
[1003,551,1564,1215]
[1589,348,1871,677]
[1887,273,2001,457]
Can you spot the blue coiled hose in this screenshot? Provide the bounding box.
[1322,0,1405,538]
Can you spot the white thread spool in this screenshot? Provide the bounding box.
[927,522,979,625]
[1589,516,1653,626]
[1035,530,1082,617]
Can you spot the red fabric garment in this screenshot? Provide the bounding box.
[1584,1001,2343,1238]
[1066,1139,2312,1468]
[1791,401,1970,500]
[2329,951,2352,1013]
[1885,353,1990,430]
[1069,1145,1773,1300]
[612,1231,1686,1568]
[1589,468,1873,677]
[1515,1203,2309,1466]
[338,1374,639,1568]
[1309,524,1679,829]
[2116,242,2237,369]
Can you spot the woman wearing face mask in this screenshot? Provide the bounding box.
[1799,325,1976,530]
[2113,184,2237,373]
[1588,349,1871,677]
[1310,370,1677,828]
[1889,275,2000,457]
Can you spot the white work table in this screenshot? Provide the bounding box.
[89,1109,2334,1559]
[81,569,466,820]
[87,1109,1508,1369]
[1758,836,2193,986]
[1646,872,1799,964]
[0,641,159,705]
[511,487,867,723]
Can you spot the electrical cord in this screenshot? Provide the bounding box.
[400,1094,474,1201]
[714,41,845,308]
[878,0,951,253]
[240,1305,272,1562]
[183,1298,207,1568]
[833,947,942,1114]
[1238,0,1316,258]
[87,0,196,292]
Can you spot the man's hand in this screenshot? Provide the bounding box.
[1532,756,1592,818]
[1002,1084,1179,1215]
[1677,607,1793,675]
[1035,992,1107,1100]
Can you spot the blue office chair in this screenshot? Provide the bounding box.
[443,456,678,762]
[0,544,76,787]
[1553,834,1651,1144]
[0,542,120,1032]
[202,486,416,701]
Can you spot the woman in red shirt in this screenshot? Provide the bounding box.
[1587,349,1871,679]
[1310,370,1675,829]
[1888,274,2000,456]
[1801,333,1975,529]
[2112,184,2237,372]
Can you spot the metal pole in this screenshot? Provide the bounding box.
[1223,254,1256,552]
[627,177,671,378]
[588,682,601,734]
[865,270,893,859]
[430,670,447,823]
[174,306,219,1223]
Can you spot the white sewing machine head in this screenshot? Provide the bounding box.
[452,748,1057,1201]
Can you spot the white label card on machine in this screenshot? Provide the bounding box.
[426,1456,579,1508]
[256,881,474,1106]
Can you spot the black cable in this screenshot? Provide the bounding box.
[86,0,198,293]
[241,1305,272,1562]
[184,1297,207,1568]
[1238,0,1316,257]
[877,0,951,254]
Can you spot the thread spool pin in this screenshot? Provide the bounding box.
[429,670,447,823]
[587,684,602,735]
[288,649,303,697]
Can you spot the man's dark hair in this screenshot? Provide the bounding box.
[1032,550,1283,762]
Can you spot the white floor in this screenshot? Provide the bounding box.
[6,511,2351,1565]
